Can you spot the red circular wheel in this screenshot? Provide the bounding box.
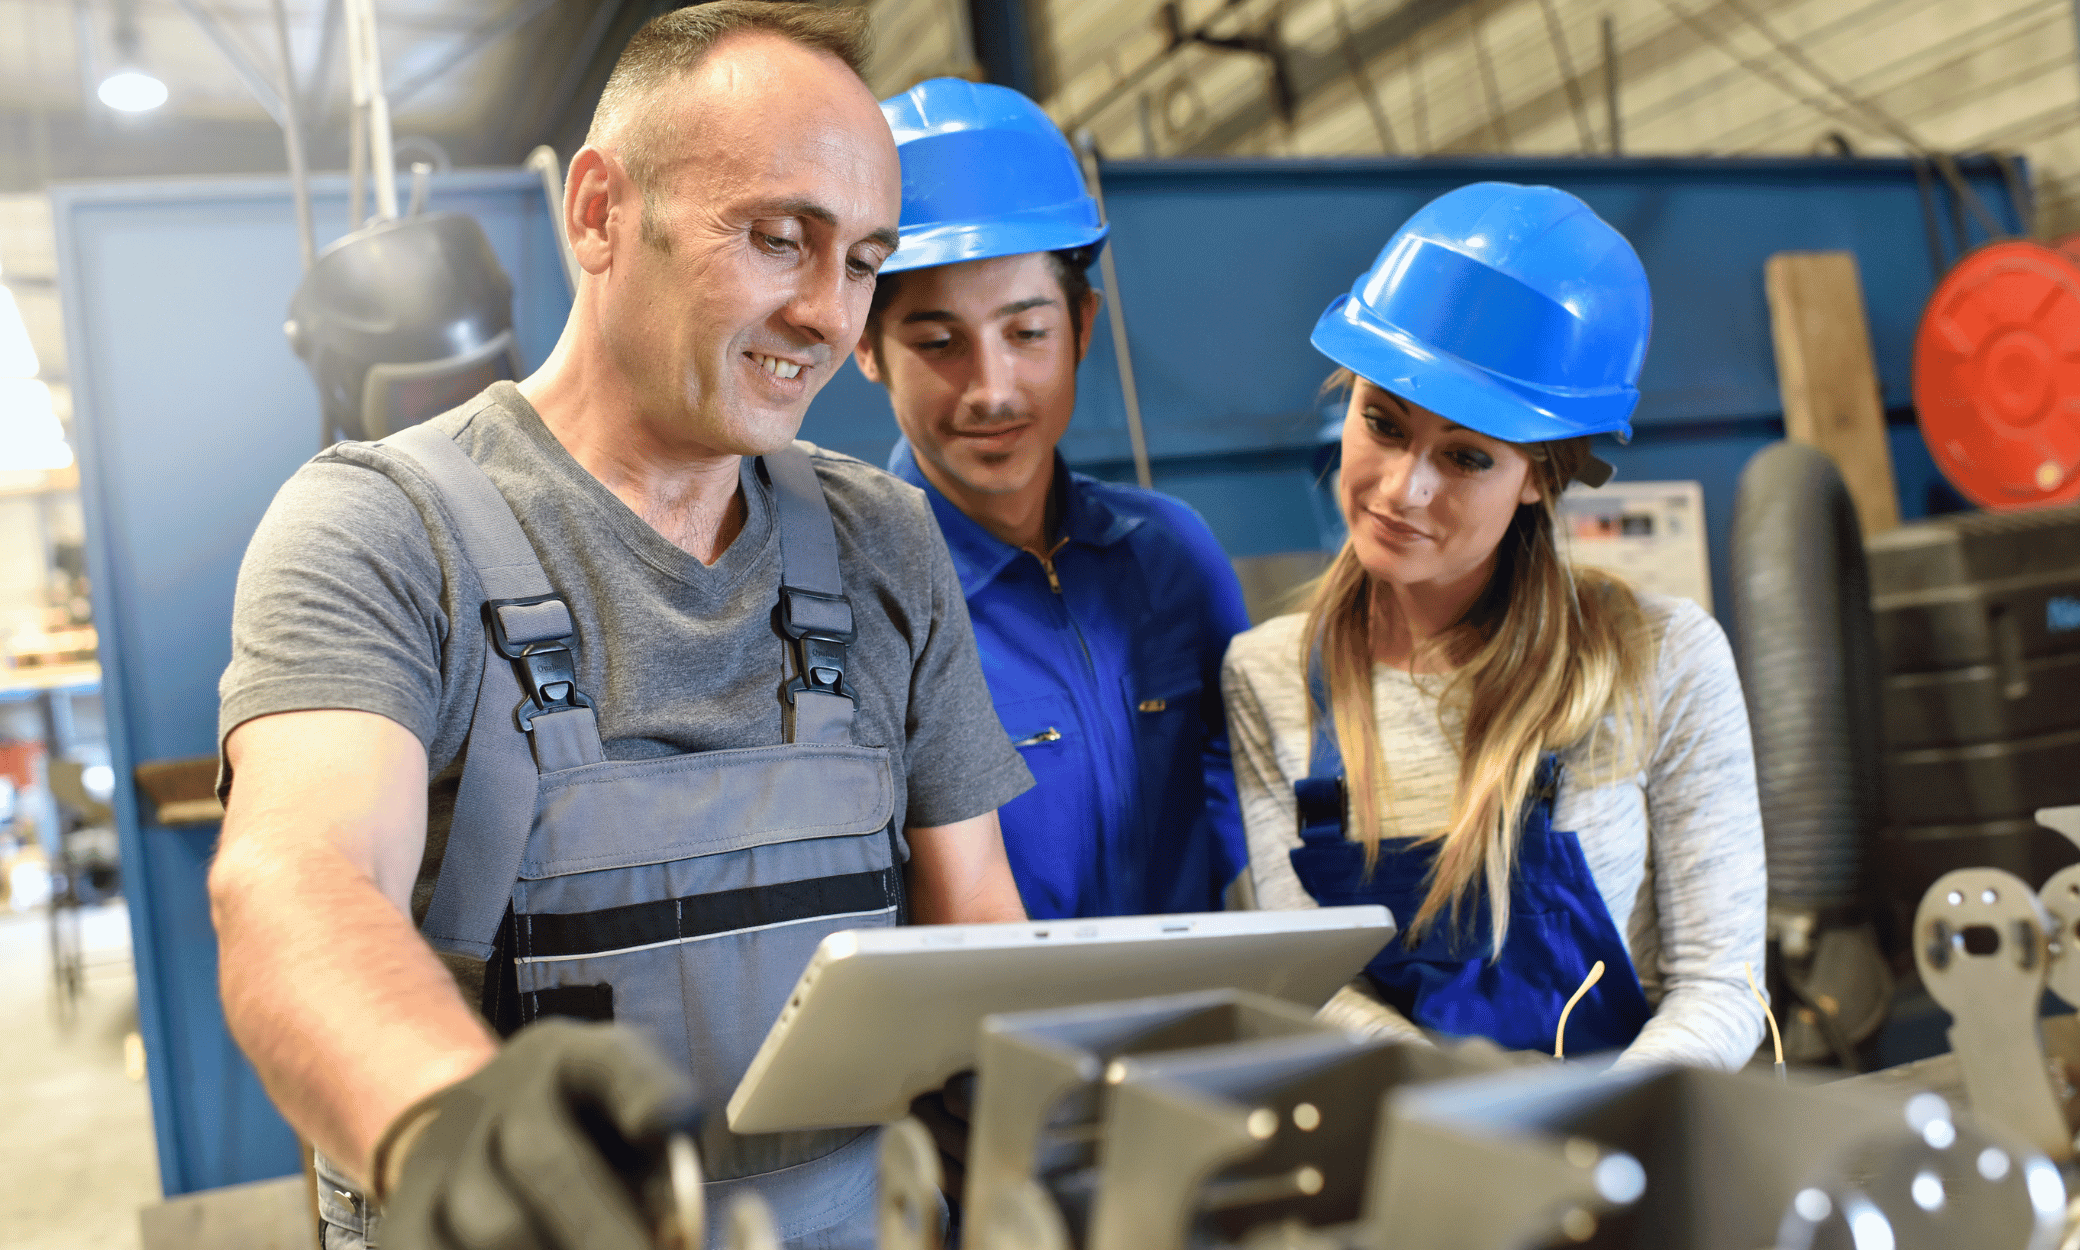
[1914,239,2080,510]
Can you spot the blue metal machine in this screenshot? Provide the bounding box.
[56,155,2020,1195]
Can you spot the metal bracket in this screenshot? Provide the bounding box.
[2039,864,2080,1011]
[1914,868,2072,1160]
[721,1191,782,1250]
[879,1117,944,1250]
[2038,806,2080,853]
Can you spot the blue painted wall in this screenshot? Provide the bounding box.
[801,155,2019,622]
[54,170,568,1195]
[59,155,2014,1196]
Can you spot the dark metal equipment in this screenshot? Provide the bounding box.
[284,212,521,445]
[1866,505,2080,912]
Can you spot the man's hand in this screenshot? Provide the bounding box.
[382,1019,695,1250]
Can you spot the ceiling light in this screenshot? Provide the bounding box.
[98,68,167,113]
[0,380,74,473]
[0,288,36,379]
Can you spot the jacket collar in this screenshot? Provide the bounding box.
[888,437,1141,597]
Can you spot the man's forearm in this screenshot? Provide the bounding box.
[212,836,496,1187]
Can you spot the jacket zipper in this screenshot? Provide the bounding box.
[1012,727,1063,748]
[1025,535,1135,903]
[1028,536,1071,595]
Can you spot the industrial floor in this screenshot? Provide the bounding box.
[0,902,161,1250]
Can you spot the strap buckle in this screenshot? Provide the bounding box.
[1294,775,1348,841]
[779,587,856,706]
[486,596,596,731]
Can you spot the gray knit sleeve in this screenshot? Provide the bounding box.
[1220,616,1320,914]
[1613,596,1770,1071]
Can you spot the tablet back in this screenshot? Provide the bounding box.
[727,906,1393,1133]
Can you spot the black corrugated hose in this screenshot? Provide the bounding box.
[1731,441,1893,1068]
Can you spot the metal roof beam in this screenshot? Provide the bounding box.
[170,0,288,129]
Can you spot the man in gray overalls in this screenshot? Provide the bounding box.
[209,7,1033,1248]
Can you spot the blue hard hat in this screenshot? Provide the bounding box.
[879,78,1107,274]
[1311,182,1651,443]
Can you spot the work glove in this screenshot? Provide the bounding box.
[377,1018,696,1250]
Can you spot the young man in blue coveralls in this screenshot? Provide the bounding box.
[854,79,1253,918]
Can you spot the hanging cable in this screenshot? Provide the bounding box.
[1690,0,2012,242]
[1554,960,1605,1060]
[1328,0,1395,154]
[1534,0,1595,154]
[1746,961,1787,1082]
[1074,132,1154,491]
[1406,28,1432,153]
[1468,5,1512,152]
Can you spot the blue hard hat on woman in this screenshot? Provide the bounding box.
[1311,182,1651,475]
[1228,183,1768,1069]
[878,77,1108,273]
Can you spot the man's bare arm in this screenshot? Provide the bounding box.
[209,709,497,1187]
[903,810,1027,923]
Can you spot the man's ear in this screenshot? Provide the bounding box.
[852,328,886,386]
[566,146,621,276]
[1076,288,1103,364]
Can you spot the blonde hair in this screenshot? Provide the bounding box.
[1302,371,1656,957]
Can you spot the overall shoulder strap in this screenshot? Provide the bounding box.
[1294,641,1349,843]
[759,444,858,746]
[381,421,603,960]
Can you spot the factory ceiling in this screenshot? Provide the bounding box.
[0,0,668,191]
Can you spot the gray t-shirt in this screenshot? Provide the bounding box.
[220,383,1033,913]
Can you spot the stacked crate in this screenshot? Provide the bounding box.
[1866,505,2080,919]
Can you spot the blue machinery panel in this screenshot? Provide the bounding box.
[55,170,567,1195]
[60,155,2017,1195]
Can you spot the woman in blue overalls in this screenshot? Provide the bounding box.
[1221,184,1768,1067]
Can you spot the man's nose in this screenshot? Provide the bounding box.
[964,336,1019,416]
[783,253,852,348]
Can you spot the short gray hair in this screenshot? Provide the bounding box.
[585,2,873,248]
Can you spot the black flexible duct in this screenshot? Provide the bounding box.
[1733,442,1895,1069]
[1731,441,1887,912]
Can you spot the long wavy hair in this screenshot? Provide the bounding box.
[1302,370,1657,958]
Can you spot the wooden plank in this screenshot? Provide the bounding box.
[1765,251,1902,537]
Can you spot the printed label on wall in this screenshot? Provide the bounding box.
[1556,481,1712,613]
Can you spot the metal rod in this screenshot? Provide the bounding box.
[345,0,397,221]
[1602,15,1621,155]
[70,0,101,119]
[347,106,366,229]
[1074,131,1154,492]
[527,145,582,296]
[305,0,341,125]
[170,0,289,128]
[270,0,315,270]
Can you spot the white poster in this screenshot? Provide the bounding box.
[1556,480,1712,613]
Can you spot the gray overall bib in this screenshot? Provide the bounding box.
[312,420,897,1249]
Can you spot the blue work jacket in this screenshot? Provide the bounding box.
[891,439,1251,918]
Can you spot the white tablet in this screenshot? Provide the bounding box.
[726,905,1393,1134]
